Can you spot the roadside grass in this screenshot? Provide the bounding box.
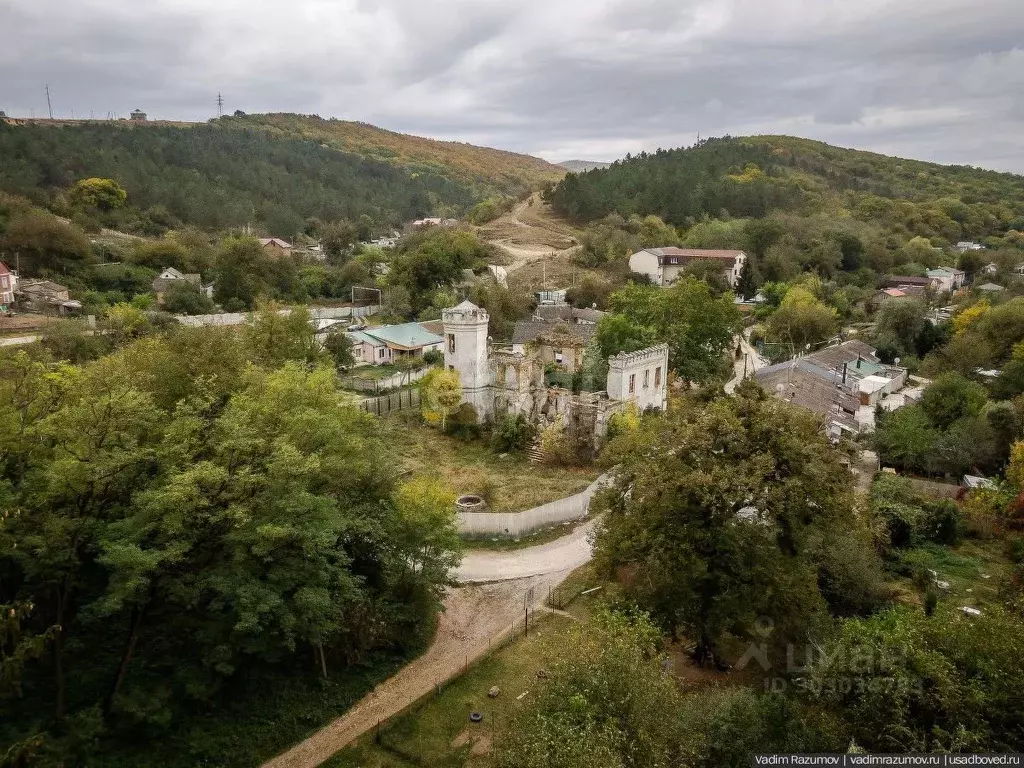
[326,611,589,768]
[462,518,589,552]
[381,413,598,513]
[322,563,743,768]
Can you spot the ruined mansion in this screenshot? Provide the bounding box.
[442,301,668,450]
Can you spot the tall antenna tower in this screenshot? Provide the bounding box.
[45,84,53,119]
[216,92,224,117]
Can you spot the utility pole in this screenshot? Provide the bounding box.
[216,92,224,117]
[45,84,53,119]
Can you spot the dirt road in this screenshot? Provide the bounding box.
[260,525,598,768]
[724,330,769,394]
[457,518,596,583]
[482,195,579,274]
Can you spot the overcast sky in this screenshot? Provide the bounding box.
[2,0,1023,172]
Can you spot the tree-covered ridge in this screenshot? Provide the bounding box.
[548,135,1024,244]
[0,121,483,237]
[215,113,565,195]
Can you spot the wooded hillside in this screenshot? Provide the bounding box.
[0,115,563,238]
[219,113,564,193]
[549,135,1024,244]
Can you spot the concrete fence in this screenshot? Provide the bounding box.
[175,304,380,328]
[341,366,433,393]
[457,472,613,538]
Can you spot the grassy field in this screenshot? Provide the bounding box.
[380,413,599,513]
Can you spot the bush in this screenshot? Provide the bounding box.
[870,475,962,549]
[162,281,215,315]
[444,403,480,440]
[490,413,536,454]
[421,349,443,366]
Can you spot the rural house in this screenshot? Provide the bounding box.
[347,322,445,365]
[926,267,965,293]
[258,238,293,256]
[754,340,910,439]
[17,279,80,314]
[0,262,17,307]
[152,267,207,305]
[628,247,747,288]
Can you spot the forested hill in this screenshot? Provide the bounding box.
[548,136,1024,242]
[218,113,564,193]
[0,115,563,237]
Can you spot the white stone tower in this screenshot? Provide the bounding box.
[442,300,493,420]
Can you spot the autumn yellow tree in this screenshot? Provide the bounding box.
[953,299,990,336]
[420,368,463,431]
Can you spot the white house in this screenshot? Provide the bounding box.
[926,266,966,293]
[0,262,17,307]
[955,241,984,253]
[628,247,746,288]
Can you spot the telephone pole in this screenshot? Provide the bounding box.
[45,84,53,119]
[216,92,224,117]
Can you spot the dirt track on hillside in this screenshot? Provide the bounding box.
[479,194,580,274]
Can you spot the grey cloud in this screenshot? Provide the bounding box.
[1,0,1022,172]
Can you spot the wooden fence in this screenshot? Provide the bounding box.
[360,388,421,417]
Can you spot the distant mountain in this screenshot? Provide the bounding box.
[559,160,612,173]
[0,113,565,237]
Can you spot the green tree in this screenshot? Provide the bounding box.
[873,298,927,357]
[920,373,987,430]
[322,330,356,368]
[420,368,463,431]
[243,301,321,367]
[161,281,215,315]
[810,606,1024,752]
[321,219,357,262]
[391,477,462,583]
[497,611,684,768]
[595,384,864,663]
[873,405,941,475]
[70,177,128,211]
[1,209,90,275]
[766,286,838,354]
[598,278,741,383]
[212,235,272,310]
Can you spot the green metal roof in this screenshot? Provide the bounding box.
[361,322,444,350]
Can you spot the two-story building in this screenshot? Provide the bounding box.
[0,262,17,308]
[628,247,747,288]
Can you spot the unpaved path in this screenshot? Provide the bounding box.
[724,329,769,394]
[485,195,579,274]
[261,524,598,768]
[457,518,596,583]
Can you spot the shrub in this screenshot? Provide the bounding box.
[444,403,480,440]
[491,413,536,454]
